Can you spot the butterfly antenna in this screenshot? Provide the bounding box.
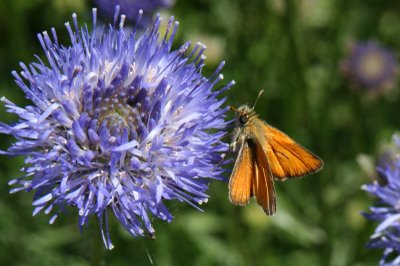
[252,90,264,109]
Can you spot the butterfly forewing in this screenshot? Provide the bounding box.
[259,121,324,180]
[229,141,254,205]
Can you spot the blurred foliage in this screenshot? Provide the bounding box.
[0,0,399,265]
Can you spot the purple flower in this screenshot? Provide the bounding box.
[362,134,400,265]
[341,41,397,94]
[0,8,234,249]
[94,0,173,25]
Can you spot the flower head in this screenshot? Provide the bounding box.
[341,41,397,94]
[0,8,234,249]
[362,134,400,265]
[95,0,174,25]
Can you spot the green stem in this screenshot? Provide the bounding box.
[90,218,103,266]
[284,0,311,127]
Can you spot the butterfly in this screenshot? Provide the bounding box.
[229,91,324,215]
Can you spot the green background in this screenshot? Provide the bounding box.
[0,0,399,265]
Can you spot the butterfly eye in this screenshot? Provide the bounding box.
[239,115,248,124]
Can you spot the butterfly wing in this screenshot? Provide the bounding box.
[229,141,254,205]
[258,121,324,180]
[253,139,276,215]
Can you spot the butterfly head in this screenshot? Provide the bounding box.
[230,90,263,126]
[230,105,257,126]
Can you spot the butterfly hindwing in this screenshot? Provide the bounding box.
[253,137,276,215]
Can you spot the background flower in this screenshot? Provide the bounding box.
[94,0,174,25]
[363,134,400,265]
[0,8,233,249]
[341,41,398,95]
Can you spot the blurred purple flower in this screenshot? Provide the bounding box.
[363,134,400,265]
[0,8,234,249]
[341,41,397,94]
[94,0,174,25]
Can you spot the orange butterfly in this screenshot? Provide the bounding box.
[229,91,323,215]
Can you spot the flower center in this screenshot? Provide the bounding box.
[98,89,139,137]
[359,52,386,80]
